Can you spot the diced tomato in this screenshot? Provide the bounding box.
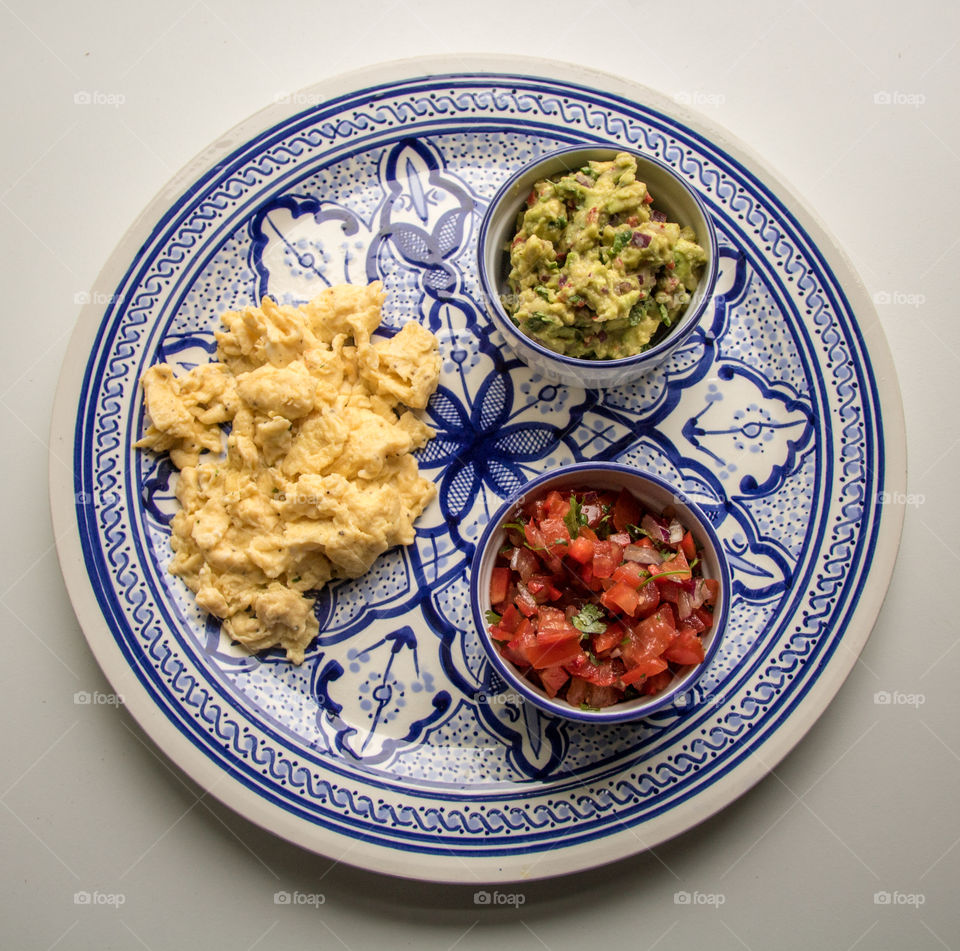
[694,607,714,630]
[498,603,521,634]
[540,665,569,698]
[536,606,574,633]
[539,516,570,555]
[641,670,673,695]
[680,530,697,562]
[506,622,536,663]
[592,540,622,579]
[613,488,641,532]
[682,610,707,634]
[544,490,569,518]
[625,606,676,662]
[601,581,640,617]
[568,535,595,564]
[523,522,546,555]
[489,624,513,642]
[612,562,646,587]
[621,655,668,686]
[585,684,621,708]
[651,549,691,582]
[663,629,705,666]
[490,567,510,606]
[565,676,588,707]
[634,580,661,617]
[526,634,584,670]
[657,579,681,604]
[591,620,625,655]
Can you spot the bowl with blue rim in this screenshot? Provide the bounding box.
[477,145,718,389]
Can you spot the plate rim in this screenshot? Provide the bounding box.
[49,53,907,883]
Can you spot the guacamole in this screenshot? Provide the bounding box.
[504,152,707,361]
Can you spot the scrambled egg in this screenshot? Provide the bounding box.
[135,282,440,664]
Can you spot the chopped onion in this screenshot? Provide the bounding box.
[651,209,667,222]
[668,518,684,545]
[677,589,694,620]
[641,514,670,544]
[623,545,664,565]
[631,230,651,248]
[510,547,538,582]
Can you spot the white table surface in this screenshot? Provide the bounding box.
[3,1,957,948]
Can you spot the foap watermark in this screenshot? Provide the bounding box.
[74,290,121,307]
[674,90,726,108]
[674,890,726,908]
[474,889,525,907]
[273,90,324,108]
[74,690,124,707]
[873,290,926,308]
[74,891,125,908]
[274,890,325,907]
[472,690,518,707]
[672,686,730,711]
[73,90,126,108]
[874,890,925,907]
[874,690,925,709]
[873,90,926,108]
[877,490,925,508]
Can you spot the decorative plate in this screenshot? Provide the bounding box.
[50,57,906,882]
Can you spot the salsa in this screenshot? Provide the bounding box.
[505,152,707,361]
[485,485,718,710]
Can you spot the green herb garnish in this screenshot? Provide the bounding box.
[572,603,607,635]
[563,495,588,539]
[484,609,502,625]
[611,229,632,255]
[534,285,550,301]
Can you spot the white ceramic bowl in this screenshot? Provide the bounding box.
[477,145,718,389]
[470,463,729,723]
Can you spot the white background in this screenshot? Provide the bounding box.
[3,1,958,948]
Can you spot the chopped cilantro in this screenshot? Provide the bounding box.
[503,521,526,533]
[659,302,671,327]
[563,495,587,538]
[586,651,601,666]
[484,609,502,625]
[628,302,647,327]
[579,702,601,712]
[534,285,550,301]
[526,312,555,332]
[611,229,632,255]
[571,603,607,635]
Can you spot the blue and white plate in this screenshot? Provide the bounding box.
[50,57,906,882]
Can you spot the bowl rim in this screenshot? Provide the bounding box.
[469,461,730,723]
[476,143,719,372]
